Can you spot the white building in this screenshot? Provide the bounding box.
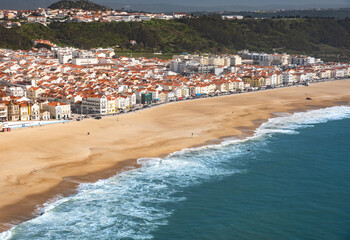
[0,103,7,122]
[72,58,98,65]
[282,72,295,85]
[30,103,40,120]
[222,15,244,20]
[42,102,71,120]
[82,95,107,115]
[27,15,47,23]
[170,59,181,72]
[230,55,242,66]
[6,86,26,97]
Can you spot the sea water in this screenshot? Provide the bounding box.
[1,105,350,240]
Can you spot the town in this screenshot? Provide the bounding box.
[0,7,197,28]
[0,44,349,130]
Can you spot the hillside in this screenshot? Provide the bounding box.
[48,0,112,11]
[1,17,350,61]
[201,8,350,19]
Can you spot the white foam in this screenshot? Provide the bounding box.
[167,106,350,159]
[2,105,350,240]
[0,230,13,240]
[258,105,350,133]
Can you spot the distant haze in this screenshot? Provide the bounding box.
[0,0,349,11]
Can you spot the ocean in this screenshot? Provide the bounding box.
[1,105,350,240]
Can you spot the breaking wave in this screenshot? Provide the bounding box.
[1,105,350,240]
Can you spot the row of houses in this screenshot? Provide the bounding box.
[238,50,322,66]
[0,8,190,25]
[0,100,70,122]
[1,48,349,121]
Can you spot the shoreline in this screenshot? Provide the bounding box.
[1,80,350,233]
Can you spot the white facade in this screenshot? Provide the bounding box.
[170,59,181,72]
[230,55,242,66]
[82,95,107,114]
[116,97,125,109]
[30,103,40,120]
[282,73,294,85]
[58,54,72,64]
[42,102,71,120]
[6,86,25,97]
[72,58,98,65]
[0,103,7,121]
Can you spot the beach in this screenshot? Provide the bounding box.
[1,80,350,232]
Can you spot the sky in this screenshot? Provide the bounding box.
[0,0,349,11]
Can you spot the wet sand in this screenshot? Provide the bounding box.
[1,80,350,232]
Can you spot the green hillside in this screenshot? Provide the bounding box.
[1,16,350,61]
[48,0,112,11]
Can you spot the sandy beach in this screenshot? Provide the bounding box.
[0,80,350,232]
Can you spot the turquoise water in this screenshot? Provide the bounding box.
[1,106,350,240]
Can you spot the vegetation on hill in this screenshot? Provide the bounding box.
[1,16,350,61]
[48,0,112,11]
[204,8,350,19]
[0,26,33,49]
